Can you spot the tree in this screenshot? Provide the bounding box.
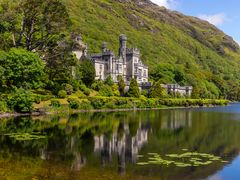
[0,0,70,52]
[117,75,125,97]
[45,43,77,87]
[149,80,166,98]
[7,88,33,113]
[174,69,186,86]
[126,78,140,98]
[104,76,114,86]
[0,48,45,89]
[80,59,95,87]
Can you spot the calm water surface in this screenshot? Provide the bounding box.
[1,104,240,179]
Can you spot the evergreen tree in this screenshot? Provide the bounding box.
[149,80,165,98]
[80,59,96,87]
[117,75,125,97]
[126,78,140,98]
[45,43,77,86]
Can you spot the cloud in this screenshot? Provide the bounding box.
[151,0,177,9]
[237,41,240,46]
[198,13,226,26]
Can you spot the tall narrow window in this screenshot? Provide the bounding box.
[119,64,122,73]
[143,70,146,77]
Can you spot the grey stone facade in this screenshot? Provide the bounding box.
[162,84,193,97]
[91,35,149,84]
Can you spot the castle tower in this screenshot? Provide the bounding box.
[102,42,107,53]
[119,35,127,64]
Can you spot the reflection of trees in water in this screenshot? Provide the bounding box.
[1,110,240,179]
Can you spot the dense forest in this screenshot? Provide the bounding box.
[0,0,237,113]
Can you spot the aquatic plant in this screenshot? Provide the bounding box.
[137,149,228,168]
[4,132,47,141]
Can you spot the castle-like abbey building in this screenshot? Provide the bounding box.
[91,35,148,84]
[73,35,192,96]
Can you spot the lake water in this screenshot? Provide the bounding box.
[1,104,240,179]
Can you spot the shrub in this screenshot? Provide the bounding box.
[71,80,80,91]
[112,84,120,96]
[98,84,114,97]
[104,76,114,86]
[79,99,92,110]
[7,89,33,113]
[141,90,148,97]
[58,90,67,98]
[91,80,104,91]
[34,95,41,104]
[89,97,106,109]
[64,84,73,95]
[79,84,91,96]
[0,101,8,113]
[39,94,54,101]
[67,98,80,109]
[50,99,61,108]
[83,88,91,96]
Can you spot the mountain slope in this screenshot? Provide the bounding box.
[62,0,240,99]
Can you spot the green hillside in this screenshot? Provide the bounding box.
[62,0,240,99]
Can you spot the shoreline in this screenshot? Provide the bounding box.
[0,104,224,119]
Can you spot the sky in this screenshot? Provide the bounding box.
[150,0,240,45]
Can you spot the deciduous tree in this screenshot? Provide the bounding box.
[0,48,45,89]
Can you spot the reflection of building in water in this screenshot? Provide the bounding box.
[161,110,192,130]
[94,122,148,174]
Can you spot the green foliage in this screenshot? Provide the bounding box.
[46,46,77,87]
[60,0,240,100]
[149,81,166,98]
[0,0,70,51]
[78,99,92,110]
[126,79,140,98]
[7,88,33,113]
[67,98,80,109]
[98,84,114,97]
[174,69,186,86]
[50,99,61,108]
[58,90,67,99]
[79,84,91,96]
[86,96,228,110]
[0,48,45,89]
[112,84,120,96]
[91,81,105,91]
[0,100,8,113]
[104,76,114,86]
[80,59,95,87]
[91,80,119,97]
[64,84,73,95]
[71,80,80,91]
[117,75,125,97]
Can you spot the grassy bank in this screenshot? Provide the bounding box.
[33,96,229,114]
